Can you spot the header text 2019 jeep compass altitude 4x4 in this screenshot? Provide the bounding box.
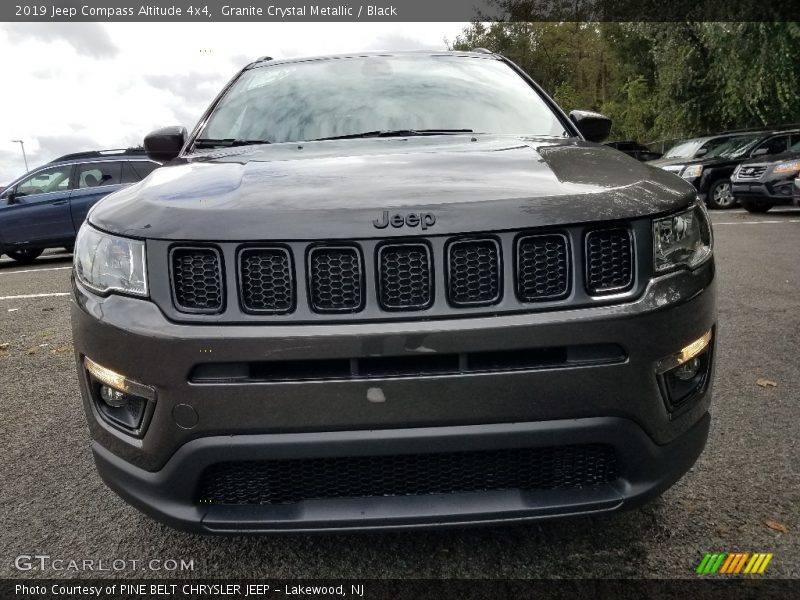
[71,52,716,533]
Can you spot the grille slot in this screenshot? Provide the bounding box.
[170,247,224,313]
[377,243,433,310]
[585,228,634,295]
[736,166,767,180]
[196,444,618,505]
[189,344,626,383]
[239,247,294,314]
[516,234,570,302]
[447,238,501,306]
[308,246,363,313]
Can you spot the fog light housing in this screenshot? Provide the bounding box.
[85,357,155,436]
[657,330,713,412]
[673,357,701,381]
[100,384,131,408]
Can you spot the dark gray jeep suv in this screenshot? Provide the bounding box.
[71,52,716,533]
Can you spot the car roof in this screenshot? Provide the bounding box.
[246,50,501,70]
[48,148,149,165]
[689,128,800,143]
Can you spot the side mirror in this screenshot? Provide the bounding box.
[144,126,187,162]
[569,110,612,143]
[5,189,18,204]
[695,147,708,157]
[752,148,769,157]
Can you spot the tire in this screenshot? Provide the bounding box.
[741,200,772,214]
[6,248,44,264]
[707,179,736,209]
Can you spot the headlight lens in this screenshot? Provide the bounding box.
[653,201,713,273]
[773,159,800,174]
[681,164,703,179]
[74,223,147,296]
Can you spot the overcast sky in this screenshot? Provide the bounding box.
[0,22,466,185]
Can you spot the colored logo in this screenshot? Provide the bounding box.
[696,552,773,575]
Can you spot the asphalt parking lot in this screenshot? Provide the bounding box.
[1,208,798,579]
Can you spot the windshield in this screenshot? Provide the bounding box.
[705,134,762,159]
[199,56,568,145]
[664,140,701,159]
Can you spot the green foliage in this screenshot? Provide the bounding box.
[448,21,800,145]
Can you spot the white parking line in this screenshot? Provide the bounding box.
[0,292,70,301]
[715,219,800,225]
[0,266,72,276]
[712,209,800,217]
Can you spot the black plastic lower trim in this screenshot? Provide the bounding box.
[91,413,710,533]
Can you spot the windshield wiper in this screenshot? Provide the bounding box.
[193,138,272,149]
[311,129,473,141]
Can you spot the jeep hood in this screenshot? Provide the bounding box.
[90,135,695,241]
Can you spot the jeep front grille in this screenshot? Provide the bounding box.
[239,247,294,313]
[308,246,363,313]
[585,228,634,294]
[447,238,501,306]
[170,247,224,313]
[378,243,433,310]
[160,222,644,322]
[196,443,618,505]
[516,234,570,302]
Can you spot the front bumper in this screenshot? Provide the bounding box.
[732,179,797,205]
[92,414,710,533]
[72,260,716,532]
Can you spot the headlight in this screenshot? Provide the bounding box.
[653,201,713,273]
[74,223,147,296]
[773,159,800,174]
[681,165,703,179]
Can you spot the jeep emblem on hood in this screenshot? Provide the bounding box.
[373,211,436,230]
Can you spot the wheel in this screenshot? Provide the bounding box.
[706,179,736,209]
[6,249,44,264]
[741,200,772,214]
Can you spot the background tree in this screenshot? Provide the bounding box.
[449,22,800,149]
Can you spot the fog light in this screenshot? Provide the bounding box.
[656,331,713,411]
[99,384,128,408]
[673,357,701,381]
[656,330,712,374]
[84,357,155,435]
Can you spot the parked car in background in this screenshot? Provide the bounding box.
[605,140,662,161]
[650,129,800,209]
[0,149,159,263]
[732,138,800,212]
[648,133,748,174]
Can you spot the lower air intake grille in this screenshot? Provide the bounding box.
[378,243,432,310]
[448,239,501,306]
[516,234,570,301]
[170,247,223,313]
[239,248,294,313]
[308,246,363,312]
[195,444,618,505]
[586,228,634,294]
